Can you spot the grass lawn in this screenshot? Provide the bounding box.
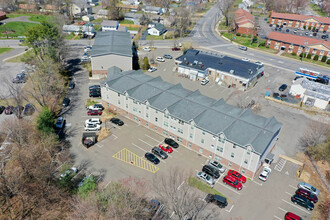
[94,24,102,31]
[127,26,139,31]
[283,53,330,67]
[0,22,38,37]
[120,20,134,24]
[310,4,326,17]
[188,177,226,198]
[0,47,13,55]
[92,18,103,23]
[145,35,164,40]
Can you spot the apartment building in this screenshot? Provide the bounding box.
[270,12,330,32]
[234,9,255,35]
[101,67,282,178]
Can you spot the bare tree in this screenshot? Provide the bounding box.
[218,0,234,27]
[298,121,329,149]
[174,7,192,38]
[153,168,220,220]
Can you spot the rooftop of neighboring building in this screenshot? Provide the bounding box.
[270,12,330,24]
[293,78,330,101]
[235,8,255,26]
[101,20,119,27]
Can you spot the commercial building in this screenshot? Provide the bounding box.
[175,49,264,90]
[290,78,330,109]
[91,31,132,78]
[270,12,330,32]
[266,32,330,60]
[101,67,282,178]
[234,9,255,35]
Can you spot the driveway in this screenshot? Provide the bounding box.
[2,16,39,24]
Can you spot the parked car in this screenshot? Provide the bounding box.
[56,117,65,129]
[285,212,302,220]
[0,106,5,114]
[223,175,242,190]
[89,91,101,98]
[293,30,297,34]
[82,132,97,148]
[59,167,78,180]
[89,85,101,90]
[88,104,104,111]
[87,110,102,116]
[239,46,247,51]
[68,81,75,89]
[172,47,181,51]
[255,61,263,66]
[205,194,228,208]
[164,138,179,148]
[202,165,220,179]
[295,188,318,203]
[143,199,160,216]
[313,32,317,36]
[4,106,14,115]
[291,194,314,210]
[159,144,173,153]
[279,84,287,91]
[143,47,151,52]
[201,78,209,85]
[278,27,282,31]
[228,170,246,183]
[23,103,35,116]
[196,171,215,186]
[110,118,124,126]
[156,56,165,62]
[85,123,101,131]
[163,54,173,59]
[85,118,102,125]
[208,160,226,173]
[297,182,320,196]
[148,67,157,72]
[258,167,271,181]
[241,58,250,62]
[152,147,168,159]
[145,152,160,164]
[62,97,70,107]
[12,75,27,83]
[305,32,309,35]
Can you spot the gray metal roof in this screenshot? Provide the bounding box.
[101,20,119,27]
[91,31,132,57]
[102,69,282,155]
[176,49,261,80]
[73,0,91,8]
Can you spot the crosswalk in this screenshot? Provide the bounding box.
[274,158,287,172]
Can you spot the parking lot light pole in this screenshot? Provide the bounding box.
[301,40,308,62]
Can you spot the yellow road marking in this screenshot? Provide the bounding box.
[113,148,159,173]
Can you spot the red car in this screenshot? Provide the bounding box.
[87,110,102,116]
[285,212,302,220]
[228,170,246,183]
[4,106,14,115]
[159,145,173,153]
[171,47,180,51]
[223,175,242,190]
[295,188,318,203]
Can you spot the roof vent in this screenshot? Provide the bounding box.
[184,57,186,61]
[230,70,235,74]
[193,60,198,65]
[219,55,224,58]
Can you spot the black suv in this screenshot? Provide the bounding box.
[110,118,124,126]
[205,194,228,208]
[152,147,168,159]
[202,165,220,179]
[145,152,160,164]
[291,194,314,210]
[164,138,179,148]
[89,91,101,98]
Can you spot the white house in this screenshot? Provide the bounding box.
[101,20,119,31]
[71,0,92,17]
[147,23,167,36]
[289,78,330,109]
[62,24,95,36]
[143,6,163,14]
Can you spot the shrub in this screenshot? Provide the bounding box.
[248,34,252,38]
[312,27,316,31]
[266,45,270,48]
[242,34,247,37]
[143,56,149,70]
[89,71,92,77]
[306,53,312,59]
[313,55,319,61]
[321,56,327,62]
[303,25,306,29]
[236,33,241,36]
[259,41,266,47]
[291,52,297,56]
[327,59,330,65]
[36,107,54,133]
[308,26,312,30]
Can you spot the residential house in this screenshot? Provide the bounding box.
[0,11,6,20]
[143,5,163,14]
[101,20,119,31]
[175,49,264,90]
[71,0,92,18]
[242,0,253,8]
[289,78,330,109]
[270,12,330,32]
[147,23,167,36]
[91,31,132,78]
[18,4,36,11]
[82,14,95,22]
[96,9,108,19]
[234,9,255,35]
[266,32,330,60]
[185,0,205,7]
[100,68,282,179]
[122,0,140,5]
[62,24,95,36]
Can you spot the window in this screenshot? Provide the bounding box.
[118,100,120,104]
[199,148,203,153]
[170,125,176,131]
[178,128,183,134]
[201,139,204,144]
[146,122,148,126]
[155,117,158,122]
[241,169,246,174]
[133,107,137,112]
[202,131,205,135]
[188,143,192,148]
[164,122,168,127]
[211,144,214,149]
[155,126,158,131]
[118,109,120,113]
[118,93,120,97]
[126,112,129,116]
[217,146,223,152]
[133,100,137,104]
[247,150,251,155]
[177,137,182,142]
[178,120,184,125]
[126,104,128,109]
[229,162,232,167]
[126,97,128,100]
[133,116,137,121]
[213,136,216,140]
[156,110,158,114]
[191,124,194,130]
[146,113,149,118]
[215,156,221,162]
[231,153,235,158]
[163,131,168,135]
[218,137,225,143]
[190,133,193,138]
[209,154,213,158]
[244,159,248,164]
[164,114,169,119]
[146,106,149,110]
[233,144,237,149]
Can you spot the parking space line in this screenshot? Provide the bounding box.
[104,180,111,189]
[278,207,287,213]
[96,144,103,148]
[285,192,292,196]
[217,182,241,195]
[177,181,185,190]
[225,205,234,212]
[281,199,312,215]
[251,180,263,186]
[145,134,162,143]
[138,139,154,147]
[289,184,296,189]
[112,134,118,140]
[132,143,147,152]
[274,215,282,220]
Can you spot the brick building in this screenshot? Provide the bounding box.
[101,67,282,179]
[270,12,330,32]
[267,32,330,60]
[234,9,255,35]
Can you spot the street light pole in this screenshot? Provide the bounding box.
[301,40,308,62]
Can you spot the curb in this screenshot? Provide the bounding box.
[2,48,29,62]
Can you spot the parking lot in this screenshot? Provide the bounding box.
[269,24,329,40]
